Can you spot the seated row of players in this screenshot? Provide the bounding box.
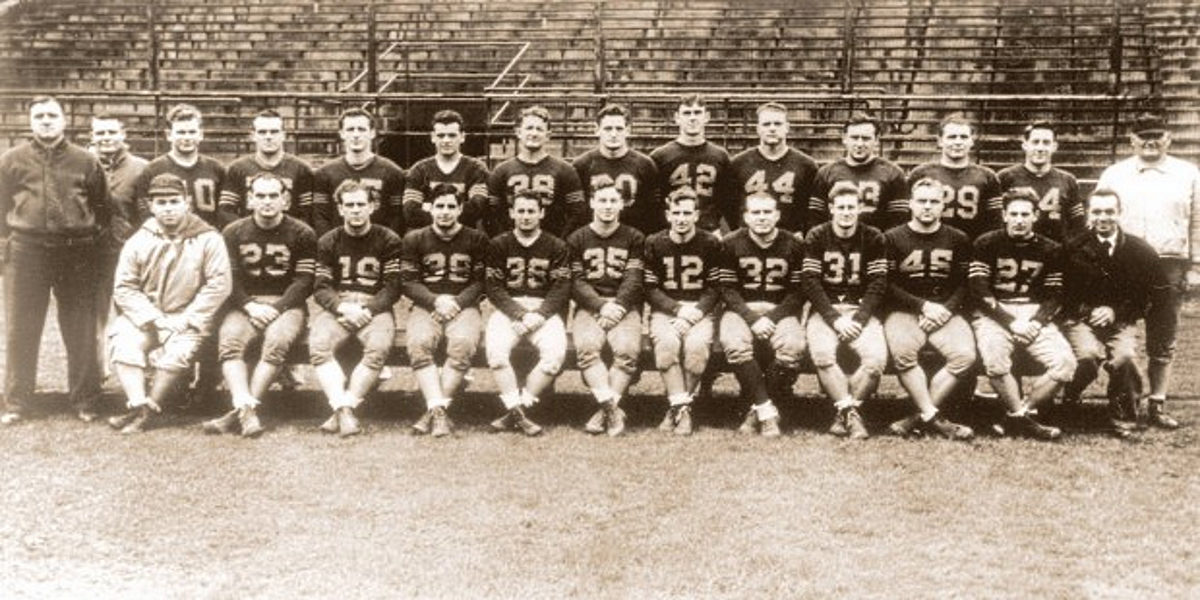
[105,162,1166,444]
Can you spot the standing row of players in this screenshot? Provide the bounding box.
[2,95,1194,440]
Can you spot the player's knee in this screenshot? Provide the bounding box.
[723,343,754,365]
[307,338,335,366]
[359,345,391,371]
[611,339,641,374]
[683,349,711,377]
[444,334,478,372]
[407,345,435,370]
[944,348,977,377]
[809,345,837,369]
[1109,346,1136,370]
[538,345,566,375]
[1047,354,1077,383]
[981,355,1012,378]
[653,338,682,370]
[258,339,292,366]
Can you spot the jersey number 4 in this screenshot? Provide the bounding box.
[745,170,796,204]
[898,248,952,278]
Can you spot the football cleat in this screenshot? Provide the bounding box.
[202,409,240,435]
[512,406,543,437]
[76,409,99,423]
[919,414,974,441]
[658,406,678,432]
[239,408,264,438]
[759,416,781,438]
[828,410,849,437]
[107,410,138,431]
[490,410,515,432]
[584,408,607,435]
[1004,414,1061,441]
[319,412,340,434]
[737,409,759,435]
[411,409,433,435]
[674,405,694,436]
[120,407,151,435]
[430,407,452,438]
[606,405,627,437]
[337,407,362,438]
[1148,400,1180,430]
[888,414,921,438]
[844,407,869,440]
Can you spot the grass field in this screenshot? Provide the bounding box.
[2,288,1198,598]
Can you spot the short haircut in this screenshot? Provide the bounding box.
[432,109,463,128]
[29,95,62,111]
[511,190,545,209]
[743,191,777,210]
[338,107,375,130]
[166,103,202,125]
[677,94,706,110]
[1022,120,1055,140]
[254,108,283,121]
[844,111,879,135]
[91,112,123,126]
[1002,187,1039,211]
[829,181,861,202]
[429,182,461,205]
[666,185,699,208]
[910,177,943,198]
[333,179,374,204]
[756,102,788,117]
[248,171,290,195]
[517,105,551,129]
[939,112,974,136]
[1087,187,1122,211]
[595,104,628,124]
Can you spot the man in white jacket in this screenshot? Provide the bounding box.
[106,173,231,434]
[1097,112,1200,429]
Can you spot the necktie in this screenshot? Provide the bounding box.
[1100,240,1113,257]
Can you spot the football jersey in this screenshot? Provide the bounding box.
[485,231,572,319]
[650,140,732,233]
[813,157,908,231]
[729,147,819,234]
[398,224,490,308]
[131,154,226,227]
[802,222,888,321]
[222,215,318,311]
[486,155,585,238]
[572,148,662,234]
[219,154,315,226]
[883,223,971,312]
[567,223,645,310]
[313,224,403,314]
[402,154,489,230]
[997,164,1082,242]
[642,229,724,314]
[907,162,1002,240]
[969,230,1063,324]
[719,228,804,308]
[312,155,406,237]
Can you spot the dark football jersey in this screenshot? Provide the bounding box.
[486,155,585,238]
[969,230,1063,324]
[813,157,908,231]
[222,215,318,310]
[642,229,724,313]
[729,147,819,234]
[398,224,490,305]
[572,148,662,234]
[485,231,572,319]
[402,154,490,230]
[997,164,1083,242]
[719,228,804,306]
[906,163,1002,240]
[312,156,406,237]
[567,223,645,310]
[313,224,402,314]
[650,140,732,233]
[131,154,226,227]
[801,223,888,320]
[883,223,971,311]
[220,154,315,226]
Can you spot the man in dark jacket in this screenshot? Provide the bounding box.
[0,96,112,424]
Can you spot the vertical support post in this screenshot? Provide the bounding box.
[1109,0,1123,160]
[366,0,378,93]
[147,0,160,91]
[593,1,606,94]
[841,1,857,94]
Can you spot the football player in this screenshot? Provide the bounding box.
[400,183,490,438]
[650,94,733,233]
[203,173,317,437]
[484,190,572,436]
[907,113,1002,240]
[220,109,315,227]
[643,186,724,435]
[1061,188,1167,436]
[729,102,819,234]
[572,104,662,234]
[997,121,1083,242]
[801,182,889,440]
[882,178,977,440]
[312,108,406,236]
[486,105,585,237]
[568,181,645,436]
[969,189,1076,440]
[129,103,226,228]
[813,112,908,231]
[718,192,806,437]
[403,109,490,230]
[106,174,231,434]
[309,180,403,437]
